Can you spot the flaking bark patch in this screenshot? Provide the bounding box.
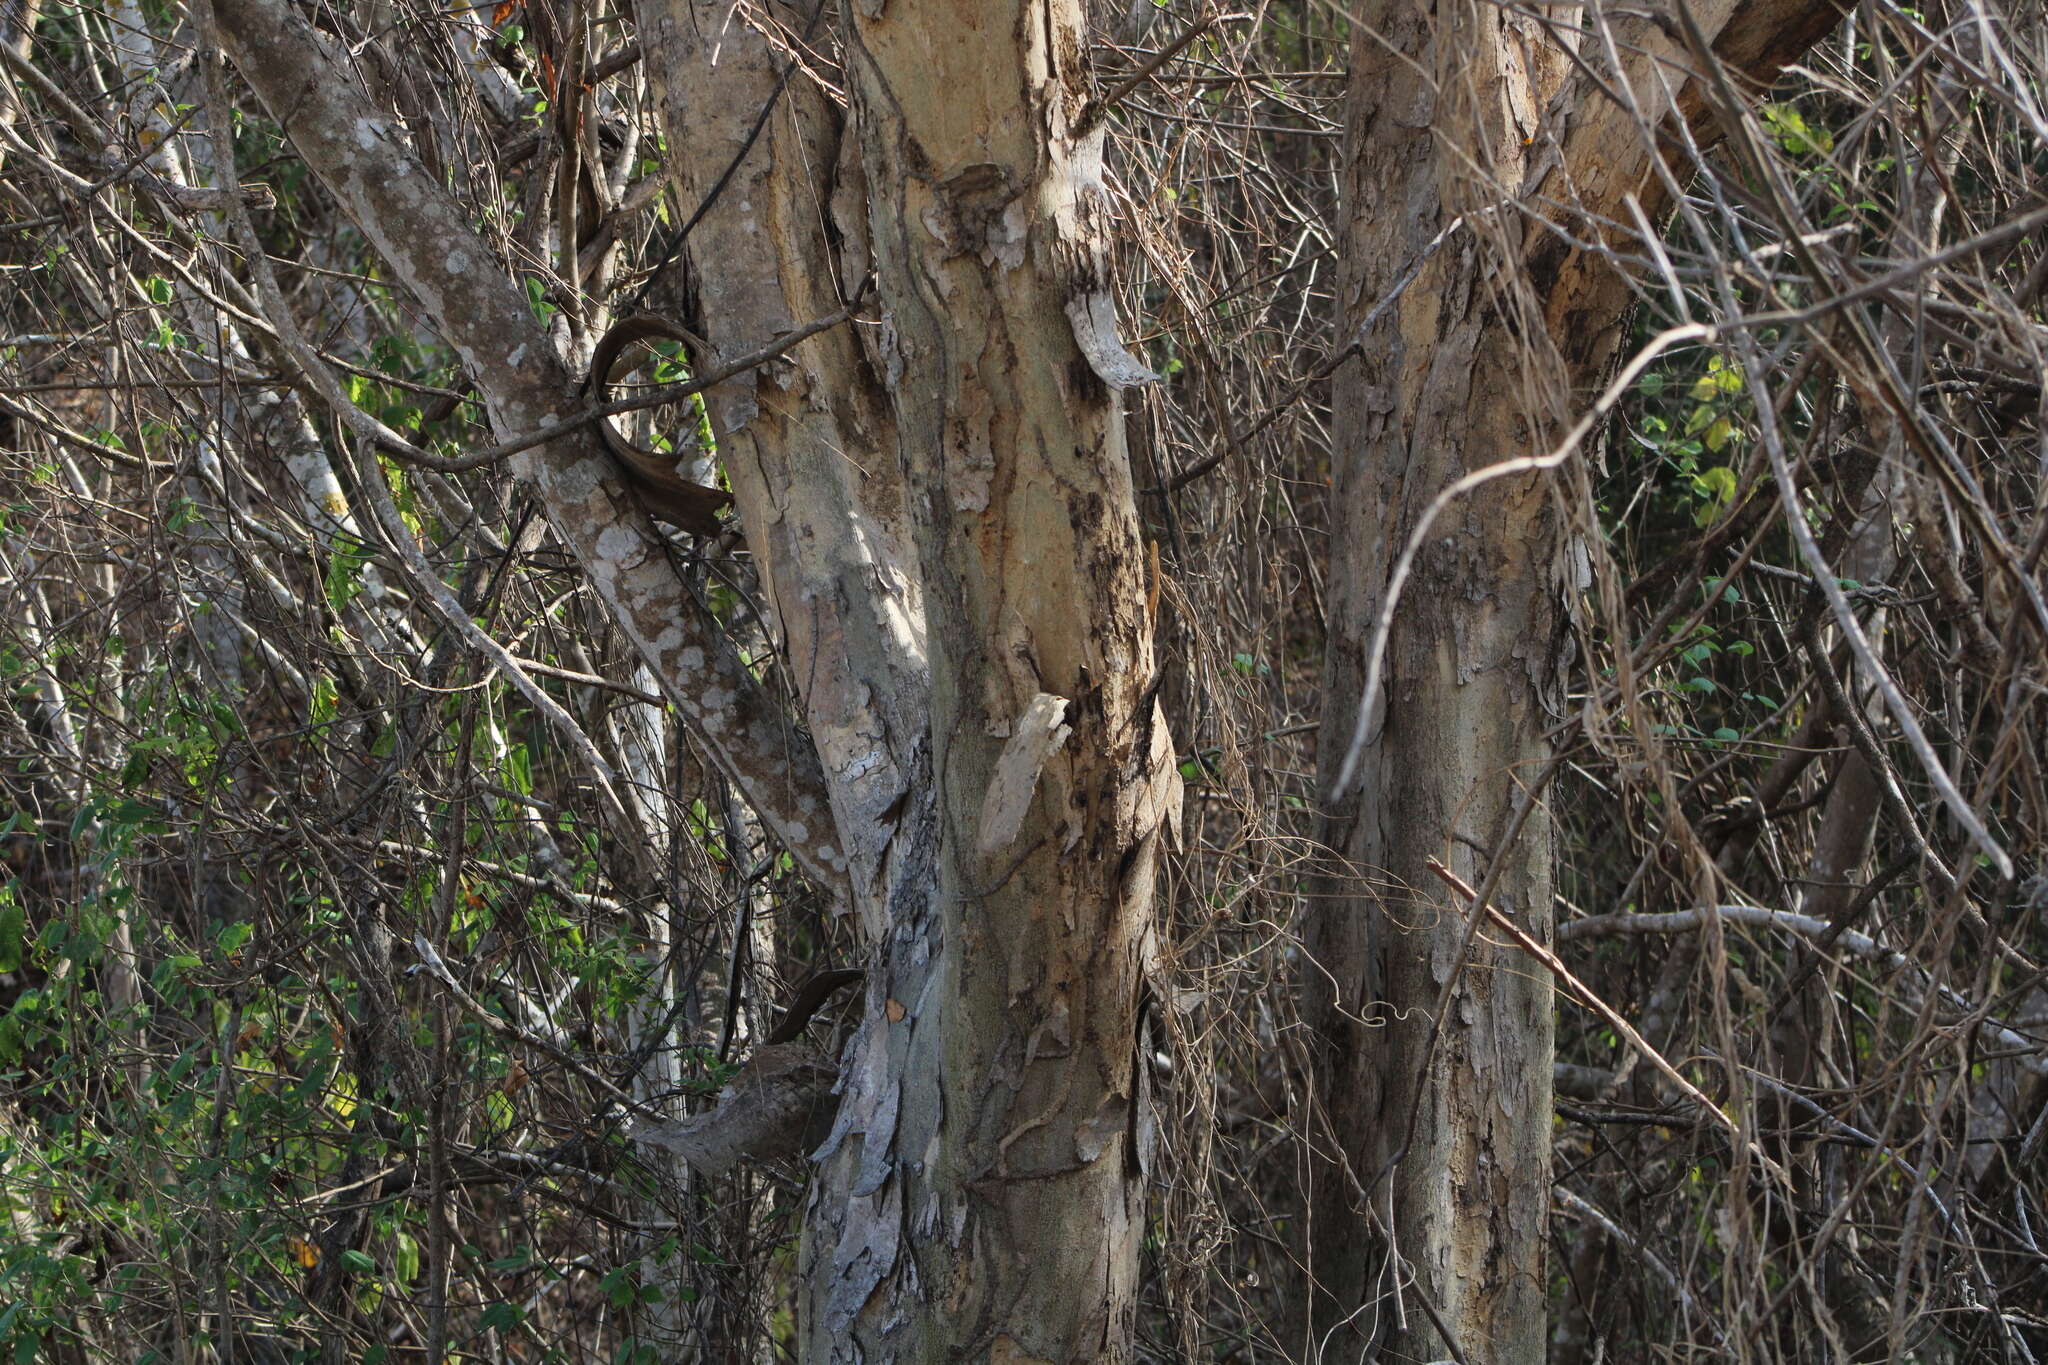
[977,692,1072,855]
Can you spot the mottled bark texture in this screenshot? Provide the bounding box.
[211,0,1171,1357]
[1307,0,1844,1359]
[639,0,921,931]
[639,2,1172,1356]
[796,4,1173,1358]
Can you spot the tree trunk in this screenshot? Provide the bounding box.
[1305,11,1573,1357]
[1307,0,1845,1358]
[208,0,1172,1357]
[796,5,1173,1357]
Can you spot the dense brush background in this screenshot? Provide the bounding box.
[2,0,2046,1359]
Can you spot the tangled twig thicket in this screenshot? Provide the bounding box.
[0,0,2044,1359]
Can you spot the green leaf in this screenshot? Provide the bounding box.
[1694,465,1738,500]
[525,277,557,325]
[505,743,532,796]
[1691,465,1738,526]
[599,1264,638,1309]
[1762,103,1834,155]
[393,1231,420,1284]
[310,673,338,728]
[1689,357,1745,400]
[480,1300,522,1331]
[0,887,22,972]
[324,535,369,614]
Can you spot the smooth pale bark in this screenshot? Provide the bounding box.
[1308,0,1844,1359]
[626,26,916,1350]
[639,0,922,927]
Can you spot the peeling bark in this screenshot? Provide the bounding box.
[209,0,1174,1357]
[640,0,922,928]
[1307,0,1848,1359]
[793,2,1171,1357]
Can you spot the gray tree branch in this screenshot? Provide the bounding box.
[205,0,852,900]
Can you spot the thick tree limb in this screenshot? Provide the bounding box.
[205,0,851,899]
[408,936,835,1177]
[637,3,922,925]
[627,1043,839,1176]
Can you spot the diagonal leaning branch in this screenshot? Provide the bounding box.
[206,0,851,900]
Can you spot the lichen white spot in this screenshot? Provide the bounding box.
[679,646,706,672]
[548,458,602,507]
[596,525,639,562]
[446,250,468,275]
